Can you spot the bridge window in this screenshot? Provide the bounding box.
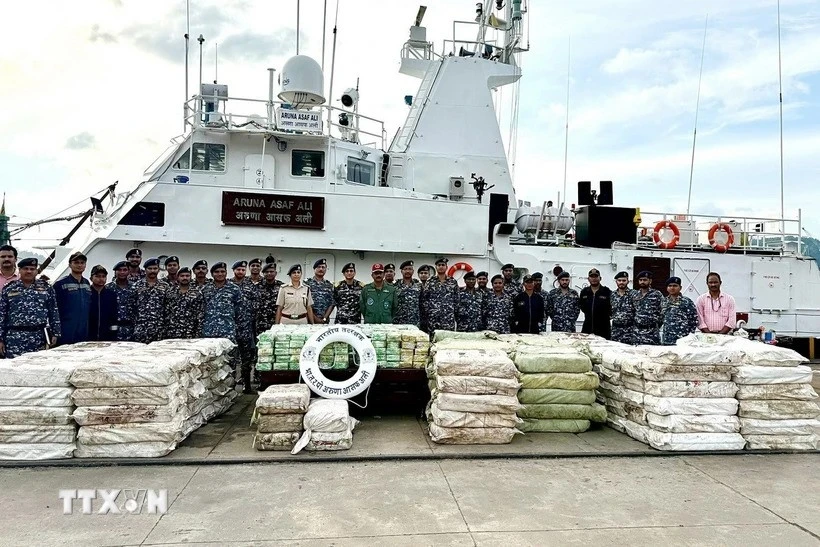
[118,202,166,227]
[292,150,325,177]
[346,157,376,185]
[173,143,226,171]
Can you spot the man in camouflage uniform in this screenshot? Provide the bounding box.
[160,255,180,286]
[248,258,263,285]
[418,264,432,286]
[201,262,243,388]
[105,261,136,341]
[384,263,396,285]
[421,257,458,333]
[394,260,422,327]
[126,248,145,283]
[501,263,521,299]
[256,263,283,334]
[476,271,491,298]
[192,259,211,289]
[164,267,204,339]
[632,270,664,345]
[306,258,335,324]
[661,276,699,345]
[0,257,61,358]
[334,262,363,324]
[610,271,636,344]
[417,264,432,331]
[484,274,512,334]
[230,260,260,391]
[456,271,484,331]
[545,271,580,332]
[132,258,171,344]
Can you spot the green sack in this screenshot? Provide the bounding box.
[518,403,606,422]
[520,372,599,391]
[514,351,592,373]
[519,418,590,433]
[518,388,596,405]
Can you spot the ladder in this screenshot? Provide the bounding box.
[391,62,442,152]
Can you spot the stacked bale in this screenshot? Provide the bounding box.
[427,348,522,444]
[292,399,358,453]
[513,346,605,433]
[252,384,310,451]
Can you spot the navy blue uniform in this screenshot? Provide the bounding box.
[512,291,546,334]
[89,286,118,341]
[0,280,61,358]
[53,275,91,345]
[580,285,613,339]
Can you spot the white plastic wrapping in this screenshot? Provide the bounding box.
[623,379,738,399]
[646,413,740,434]
[0,442,75,460]
[620,361,733,382]
[732,365,813,385]
[431,349,517,378]
[739,418,820,436]
[739,400,820,419]
[0,360,78,387]
[429,401,521,429]
[72,384,186,407]
[77,421,184,445]
[642,395,738,416]
[435,375,520,397]
[0,406,73,425]
[736,384,819,401]
[0,386,74,407]
[0,424,76,443]
[305,430,354,451]
[255,384,311,414]
[645,430,746,451]
[74,441,177,458]
[432,392,522,414]
[428,423,519,444]
[745,434,818,450]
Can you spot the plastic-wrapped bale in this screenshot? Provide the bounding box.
[70,344,227,458]
[256,332,273,372]
[0,353,82,460]
[426,348,521,444]
[607,345,744,450]
[733,359,819,451]
[292,399,358,453]
[252,384,310,451]
[512,347,605,433]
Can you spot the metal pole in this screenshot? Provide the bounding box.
[296,0,301,55]
[561,37,570,206]
[184,0,190,131]
[686,15,708,217]
[268,68,275,128]
[214,42,218,83]
[327,0,340,130]
[777,0,786,244]
[321,0,327,71]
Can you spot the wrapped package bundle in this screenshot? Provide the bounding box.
[252,384,311,450]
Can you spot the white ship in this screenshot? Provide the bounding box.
[37,2,820,341]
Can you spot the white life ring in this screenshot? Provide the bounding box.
[299,326,377,399]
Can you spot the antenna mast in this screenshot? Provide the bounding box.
[184,0,190,131]
[321,0,328,71]
[777,0,785,243]
[561,36,571,205]
[296,0,301,55]
[326,0,340,130]
[686,15,708,217]
[214,42,218,83]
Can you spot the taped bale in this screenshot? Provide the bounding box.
[738,400,820,420]
[435,376,521,397]
[745,434,818,450]
[428,423,519,444]
[518,403,607,422]
[513,349,592,374]
[736,384,818,401]
[431,349,517,379]
[518,418,590,433]
[432,330,497,343]
[519,372,599,391]
[428,402,520,429]
[518,388,597,406]
[642,395,738,416]
[254,413,305,433]
[255,384,311,414]
[646,413,740,434]
[739,418,820,436]
[432,392,522,414]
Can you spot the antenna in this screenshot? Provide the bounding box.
[685,15,708,217]
[197,34,204,127]
[321,0,328,71]
[296,0,301,55]
[326,0,340,130]
[214,42,218,83]
[777,0,785,243]
[183,0,190,131]
[561,36,571,205]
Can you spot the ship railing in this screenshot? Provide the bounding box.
[637,210,804,255]
[445,19,505,61]
[183,95,387,149]
[401,41,440,62]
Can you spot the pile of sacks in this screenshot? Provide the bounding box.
[71,339,237,458]
[600,345,745,451]
[252,384,310,451]
[363,325,430,368]
[513,346,606,433]
[427,348,522,444]
[292,399,358,453]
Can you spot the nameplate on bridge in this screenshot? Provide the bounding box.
[221,191,325,229]
[276,108,323,132]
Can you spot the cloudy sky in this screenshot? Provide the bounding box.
[1,0,819,249]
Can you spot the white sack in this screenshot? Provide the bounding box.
[646,413,740,434]
[254,413,304,433]
[0,442,75,460]
[740,418,820,436]
[74,441,176,458]
[0,406,72,425]
[432,392,522,414]
[72,384,185,407]
[431,349,517,378]
[255,384,311,414]
[645,430,746,451]
[70,355,192,387]
[435,375,520,397]
[0,386,74,407]
[302,399,357,433]
[428,423,519,444]
[636,380,737,399]
[738,400,820,419]
[643,395,738,416]
[620,361,733,382]
[744,434,818,450]
[0,425,76,444]
[732,365,813,385]
[642,345,742,366]
[78,421,184,445]
[429,401,520,429]
[736,384,818,401]
[0,360,77,387]
[253,432,301,451]
[305,429,353,451]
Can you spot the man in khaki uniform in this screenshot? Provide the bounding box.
[275,264,315,325]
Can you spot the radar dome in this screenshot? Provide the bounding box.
[279,55,326,106]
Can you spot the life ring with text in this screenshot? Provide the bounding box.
[299,326,377,399]
[447,262,474,277]
[708,223,734,253]
[653,220,680,250]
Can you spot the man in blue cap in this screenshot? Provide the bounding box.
[160,255,180,286]
[661,276,699,345]
[256,262,283,333]
[192,259,210,289]
[512,274,547,333]
[395,260,422,327]
[89,265,118,341]
[126,248,145,283]
[501,263,521,298]
[545,270,580,332]
[54,251,91,345]
[201,262,244,387]
[632,270,663,345]
[580,268,612,338]
[105,261,135,341]
[230,260,260,391]
[456,271,483,331]
[306,258,334,324]
[610,271,636,344]
[132,257,171,343]
[333,262,363,324]
[165,267,204,340]
[421,258,458,334]
[0,257,61,358]
[248,258,263,285]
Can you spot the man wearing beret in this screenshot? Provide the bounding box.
[201,262,243,385]
[106,261,136,341]
[383,263,396,285]
[484,274,513,333]
[132,258,171,344]
[456,271,483,332]
[53,251,91,345]
[501,263,521,298]
[532,272,548,332]
[632,270,664,345]
[610,271,637,344]
[579,268,613,339]
[661,276,699,345]
[230,260,261,391]
[305,258,335,324]
[160,256,181,286]
[476,271,490,297]
[545,270,580,332]
[248,258,263,285]
[126,248,145,284]
[512,274,547,333]
[0,257,61,358]
[333,262,363,324]
[360,263,398,324]
[256,262,284,333]
[192,259,210,289]
[88,265,118,341]
[164,267,204,340]
[421,258,458,334]
[394,260,422,327]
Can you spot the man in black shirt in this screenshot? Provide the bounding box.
[579,268,612,339]
[512,275,545,334]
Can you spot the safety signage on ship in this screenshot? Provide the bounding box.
[276,108,323,132]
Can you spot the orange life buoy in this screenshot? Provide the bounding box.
[708,223,734,252]
[652,220,680,250]
[447,262,474,277]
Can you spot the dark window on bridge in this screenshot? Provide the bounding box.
[118,202,166,227]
